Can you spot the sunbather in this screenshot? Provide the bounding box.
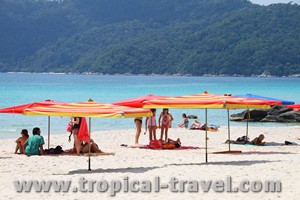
[225,134,265,145]
[165,138,181,148]
[251,134,265,145]
[189,120,204,129]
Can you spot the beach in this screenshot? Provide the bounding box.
[0,125,299,199]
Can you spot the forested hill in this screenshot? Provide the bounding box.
[0,0,300,76]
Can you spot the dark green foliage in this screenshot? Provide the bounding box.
[0,0,299,76]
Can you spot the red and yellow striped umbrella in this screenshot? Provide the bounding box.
[0,100,66,114]
[23,101,152,118]
[143,92,281,162]
[143,92,281,109]
[112,94,170,108]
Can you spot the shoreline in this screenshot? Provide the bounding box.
[1,123,299,140]
[3,71,300,78]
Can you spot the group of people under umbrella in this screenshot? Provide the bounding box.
[1,92,295,170]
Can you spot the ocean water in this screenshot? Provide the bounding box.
[0,73,300,139]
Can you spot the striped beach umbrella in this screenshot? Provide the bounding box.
[0,99,65,114]
[23,100,152,170]
[143,92,281,162]
[24,101,152,118]
[0,100,67,149]
[112,94,170,108]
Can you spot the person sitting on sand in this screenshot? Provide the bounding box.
[177,113,189,128]
[80,139,103,154]
[15,129,29,154]
[24,127,45,156]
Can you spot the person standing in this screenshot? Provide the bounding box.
[70,117,82,155]
[159,108,174,142]
[134,117,143,145]
[24,127,45,156]
[146,109,157,142]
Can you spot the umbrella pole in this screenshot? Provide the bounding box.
[246,109,249,141]
[88,117,91,171]
[227,109,231,151]
[205,108,208,163]
[48,116,50,149]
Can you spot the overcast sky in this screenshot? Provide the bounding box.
[250,0,300,5]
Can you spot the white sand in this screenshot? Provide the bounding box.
[0,125,299,199]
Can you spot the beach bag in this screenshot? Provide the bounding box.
[66,123,72,132]
[45,145,63,155]
[147,140,163,149]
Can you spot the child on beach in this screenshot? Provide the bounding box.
[146,109,157,142]
[177,113,189,128]
[15,129,29,154]
[159,108,174,142]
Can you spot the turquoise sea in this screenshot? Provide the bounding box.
[0,73,300,139]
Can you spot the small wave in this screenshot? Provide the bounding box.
[0,128,17,133]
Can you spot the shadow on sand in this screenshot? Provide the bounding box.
[68,166,160,175]
[0,157,12,159]
[164,159,281,167]
[66,160,282,174]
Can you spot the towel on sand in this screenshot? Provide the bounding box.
[127,145,201,150]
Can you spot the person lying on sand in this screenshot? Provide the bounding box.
[163,138,181,149]
[189,120,204,129]
[225,134,265,146]
[225,134,298,146]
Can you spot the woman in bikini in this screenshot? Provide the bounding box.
[15,129,29,154]
[159,108,174,142]
[146,109,157,142]
[70,117,82,155]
